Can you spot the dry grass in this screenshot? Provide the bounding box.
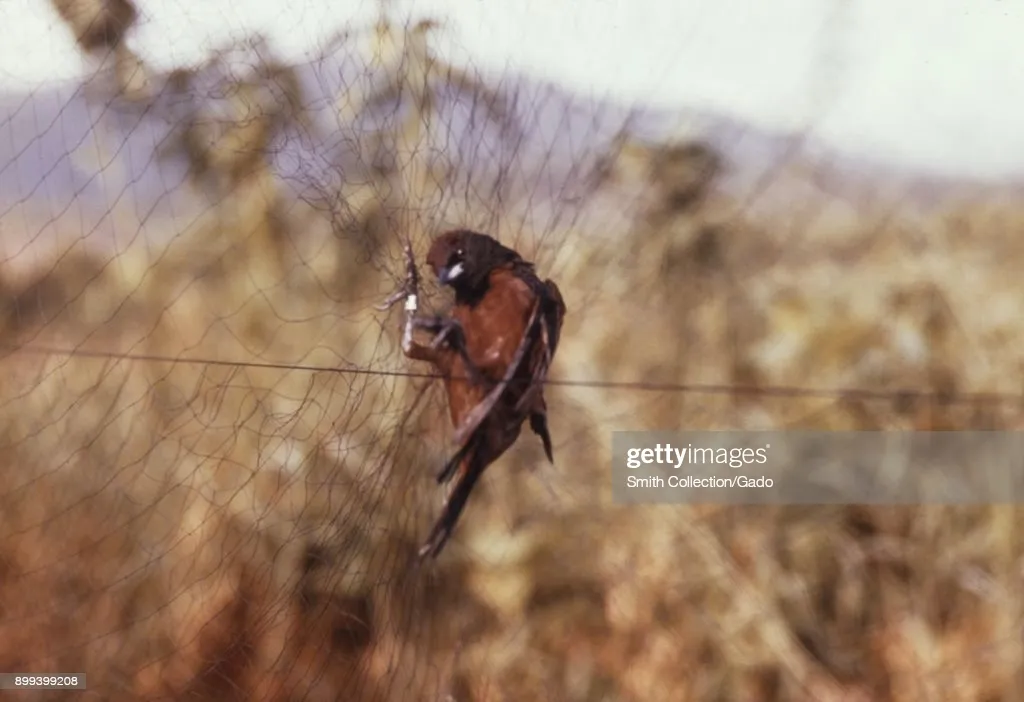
[2,10,1024,701]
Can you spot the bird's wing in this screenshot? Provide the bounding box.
[451,295,542,448]
[541,278,566,357]
[513,279,565,413]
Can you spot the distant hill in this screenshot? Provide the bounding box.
[1,33,1020,265]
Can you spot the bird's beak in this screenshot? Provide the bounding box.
[437,262,464,285]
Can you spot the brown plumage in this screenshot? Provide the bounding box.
[378,230,566,558]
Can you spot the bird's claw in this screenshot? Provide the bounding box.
[428,317,460,350]
[418,317,486,386]
[374,285,411,311]
[375,242,420,311]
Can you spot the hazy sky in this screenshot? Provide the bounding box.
[1,0,1022,178]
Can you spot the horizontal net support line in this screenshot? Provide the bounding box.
[4,343,1020,405]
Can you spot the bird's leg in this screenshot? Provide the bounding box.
[427,316,462,351]
[404,310,487,387]
[401,295,430,360]
[402,307,475,372]
[379,243,444,364]
[377,242,486,384]
[405,314,452,343]
[420,316,487,387]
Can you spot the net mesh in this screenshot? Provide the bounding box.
[1,1,1023,700]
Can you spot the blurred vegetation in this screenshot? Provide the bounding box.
[2,2,1023,700]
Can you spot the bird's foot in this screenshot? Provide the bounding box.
[374,283,411,312]
[405,313,453,354]
[427,316,462,351]
[411,315,487,386]
[409,314,445,334]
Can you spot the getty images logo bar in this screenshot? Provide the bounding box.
[625,442,771,470]
[613,430,1024,505]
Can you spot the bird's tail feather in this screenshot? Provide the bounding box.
[529,411,554,463]
[420,453,487,559]
[436,433,475,484]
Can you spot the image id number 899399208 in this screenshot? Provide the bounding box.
[1,674,86,690]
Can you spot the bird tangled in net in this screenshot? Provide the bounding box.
[378,230,566,557]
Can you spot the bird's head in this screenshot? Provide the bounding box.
[426,229,522,299]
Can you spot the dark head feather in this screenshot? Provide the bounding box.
[426,230,530,303]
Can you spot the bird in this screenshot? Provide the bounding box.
[377,229,566,558]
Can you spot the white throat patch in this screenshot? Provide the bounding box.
[446,262,464,281]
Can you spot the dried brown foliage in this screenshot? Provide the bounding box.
[50,0,137,53]
[4,12,1024,702]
